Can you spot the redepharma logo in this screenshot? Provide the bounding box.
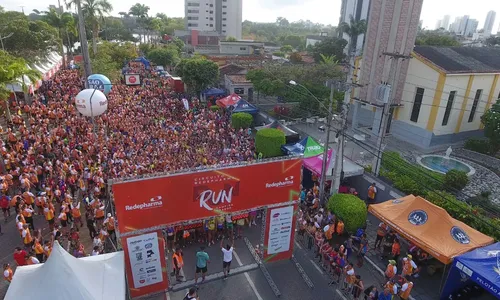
[266,176,294,188]
[125,196,163,211]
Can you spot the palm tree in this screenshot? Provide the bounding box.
[65,0,93,77]
[34,8,74,67]
[338,15,367,57]
[0,51,41,121]
[129,3,150,44]
[80,0,113,55]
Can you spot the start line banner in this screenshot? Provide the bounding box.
[113,159,302,233]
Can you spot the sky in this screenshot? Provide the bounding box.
[3,0,500,33]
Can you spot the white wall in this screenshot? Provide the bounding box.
[458,74,496,133]
[433,75,470,135]
[186,0,216,32]
[222,0,242,39]
[398,59,439,130]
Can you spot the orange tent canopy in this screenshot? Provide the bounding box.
[368,194,494,264]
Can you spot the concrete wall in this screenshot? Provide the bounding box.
[220,44,253,55]
[391,119,433,148]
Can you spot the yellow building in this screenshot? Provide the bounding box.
[352,46,500,149]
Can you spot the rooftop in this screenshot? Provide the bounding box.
[226,74,252,84]
[413,46,500,74]
[219,64,247,76]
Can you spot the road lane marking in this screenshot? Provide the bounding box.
[309,259,324,275]
[165,291,171,300]
[294,241,303,250]
[234,250,263,300]
[336,289,348,300]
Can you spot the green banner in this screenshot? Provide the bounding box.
[303,137,324,158]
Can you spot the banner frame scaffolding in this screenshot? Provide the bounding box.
[107,157,302,299]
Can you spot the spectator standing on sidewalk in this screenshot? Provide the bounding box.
[172,247,184,282]
[221,238,234,279]
[367,183,377,204]
[13,247,27,266]
[374,222,388,249]
[194,246,210,285]
[1,195,10,222]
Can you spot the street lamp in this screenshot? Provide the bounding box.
[289,80,335,202]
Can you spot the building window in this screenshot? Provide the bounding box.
[210,24,213,27]
[223,24,226,27]
[223,5,227,8]
[187,9,199,13]
[234,88,245,94]
[468,89,482,123]
[223,30,226,33]
[187,16,199,20]
[209,10,213,13]
[410,87,425,122]
[223,12,227,14]
[222,18,227,21]
[187,2,200,6]
[188,23,198,27]
[497,90,500,100]
[240,47,247,50]
[442,91,456,126]
[210,17,213,20]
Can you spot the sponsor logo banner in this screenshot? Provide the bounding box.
[113,159,301,232]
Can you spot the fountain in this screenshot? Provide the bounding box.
[417,147,476,176]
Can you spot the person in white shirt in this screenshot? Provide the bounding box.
[91,246,100,256]
[220,238,234,280]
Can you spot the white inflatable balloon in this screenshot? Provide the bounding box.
[75,89,108,117]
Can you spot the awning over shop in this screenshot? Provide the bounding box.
[441,242,500,299]
[369,195,494,264]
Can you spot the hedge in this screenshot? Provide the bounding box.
[209,105,220,112]
[464,138,493,155]
[231,112,253,129]
[255,128,286,158]
[327,194,367,233]
[443,170,469,191]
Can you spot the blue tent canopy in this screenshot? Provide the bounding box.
[232,99,259,114]
[281,137,307,155]
[441,242,500,299]
[203,88,226,97]
[133,57,151,69]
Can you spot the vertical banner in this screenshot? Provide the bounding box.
[182,98,189,111]
[263,204,298,263]
[122,231,168,298]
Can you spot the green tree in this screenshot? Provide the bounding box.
[79,0,113,55]
[146,46,180,66]
[272,51,285,57]
[34,8,75,67]
[280,45,294,53]
[231,112,253,129]
[0,50,41,120]
[415,32,460,46]
[255,128,285,157]
[481,99,500,153]
[90,41,137,80]
[327,194,367,233]
[225,36,237,42]
[100,17,136,42]
[311,37,347,62]
[171,37,185,53]
[129,3,150,43]
[280,35,304,49]
[176,58,219,94]
[0,11,59,64]
[337,16,367,55]
[276,17,289,27]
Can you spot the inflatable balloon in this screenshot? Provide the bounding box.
[75,89,108,117]
[87,74,112,95]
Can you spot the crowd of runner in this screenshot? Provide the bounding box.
[1,63,254,285]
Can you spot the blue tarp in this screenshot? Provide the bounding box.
[133,56,151,69]
[232,99,259,114]
[203,88,226,97]
[441,242,500,299]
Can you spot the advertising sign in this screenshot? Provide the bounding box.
[125,74,141,86]
[263,204,298,262]
[113,159,301,233]
[267,205,294,255]
[122,231,168,298]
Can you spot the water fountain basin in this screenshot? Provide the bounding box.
[417,155,476,176]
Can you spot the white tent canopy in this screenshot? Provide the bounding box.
[8,52,63,93]
[5,242,125,300]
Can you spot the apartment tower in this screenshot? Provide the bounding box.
[185,0,242,40]
[339,0,371,55]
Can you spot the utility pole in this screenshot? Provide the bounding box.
[372,52,411,176]
[318,81,337,202]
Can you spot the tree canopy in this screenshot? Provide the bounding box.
[311,37,347,62]
[246,62,344,117]
[481,100,500,153]
[91,42,137,81]
[176,58,219,94]
[415,31,461,46]
[485,36,500,47]
[146,46,180,67]
[0,11,59,64]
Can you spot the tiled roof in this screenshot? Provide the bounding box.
[219,64,246,76]
[413,46,500,74]
[226,75,251,84]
